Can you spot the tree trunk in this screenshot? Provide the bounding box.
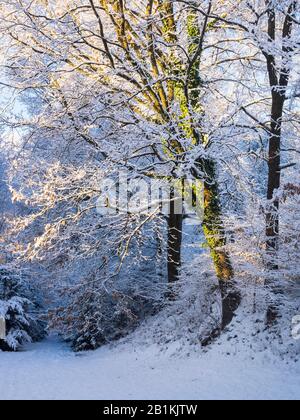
[265,1,295,267]
[265,94,284,323]
[202,160,241,330]
[167,187,183,285]
[266,93,284,269]
[184,8,240,331]
[264,2,296,323]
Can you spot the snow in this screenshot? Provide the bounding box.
[0,335,299,400]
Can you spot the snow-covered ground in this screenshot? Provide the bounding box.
[0,334,299,400]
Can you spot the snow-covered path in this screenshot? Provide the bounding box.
[0,336,299,400]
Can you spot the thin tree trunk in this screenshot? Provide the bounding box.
[264,2,296,322]
[265,1,295,265]
[266,97,284,323]
[266,93,283,268]
[167,187,183,285]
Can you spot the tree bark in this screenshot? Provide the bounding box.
[265,101,283,321]
[265,1,295,267]
[202,159,241,330]
[266,92,284,267]
[264,1,296,322]
[186,7,240,331]
[167,187,183,285]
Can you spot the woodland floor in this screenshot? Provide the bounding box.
[0,332,299,400]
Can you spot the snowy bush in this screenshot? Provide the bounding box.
[0,267,46,351]
[51,286,161,352]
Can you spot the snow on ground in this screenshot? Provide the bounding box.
[0,334,299,400]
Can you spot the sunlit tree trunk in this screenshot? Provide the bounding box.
[187,8,240,330]
[202,160,240,329]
